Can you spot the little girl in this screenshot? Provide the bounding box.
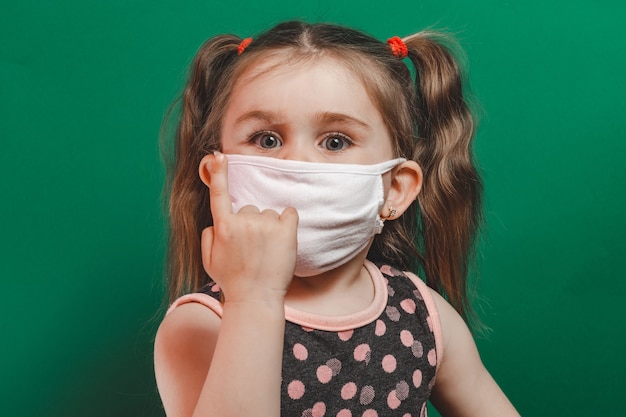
[154,21,520,417]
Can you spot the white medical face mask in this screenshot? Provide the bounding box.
[226,154,406,277]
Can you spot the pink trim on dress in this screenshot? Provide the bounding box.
[404,271,444,373]
[284,260,388,332]
[166,292,224,317]
[164,262,442,368]
[165,261,387,332]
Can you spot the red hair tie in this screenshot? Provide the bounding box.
[386,36,408,59]
[237,37,253,55]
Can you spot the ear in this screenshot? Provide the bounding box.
[382,160,422,220]
[198,154,213,187]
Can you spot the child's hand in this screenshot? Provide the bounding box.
[199,152,299,304]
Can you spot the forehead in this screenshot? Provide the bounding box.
[235,50,357,84]
[227,53,382,118]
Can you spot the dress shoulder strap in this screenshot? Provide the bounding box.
[401,269,445,370]
[166,285,224,318]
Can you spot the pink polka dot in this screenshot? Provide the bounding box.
[301,326,314,332]
[400,298,416,313]
[354,343,371,363]
[387,284,395,297]
[312,401,326,417]
[375,319,386,336]
[287,380,305,400]
[403,414,412,417]
[382,354,397,373]
[341,382,357,400]
[338,330,354,341]
[211,283,220,292]
[380,265,393,275]
[327,358,342,376]
[386,306,400,321]
[413,369,423,388]
[293,343,308,360]
[411,340,423,358]
[400,330,413,347]
[387,390,401,409]
[362,409,378,417]
[337,410,352,417]
[317,365,333,384]
[428,349,437,366]
[360,385,375,405]
[396,381,409,400]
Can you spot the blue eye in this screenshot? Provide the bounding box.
[321,134,352,151]
[252,132,282,149]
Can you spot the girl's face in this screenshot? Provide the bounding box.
[221,55,395,164]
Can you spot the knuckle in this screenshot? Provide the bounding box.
[237,204,259,213]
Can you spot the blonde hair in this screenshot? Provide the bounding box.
[162,21,482,323]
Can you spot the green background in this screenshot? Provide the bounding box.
[1,1,624,416]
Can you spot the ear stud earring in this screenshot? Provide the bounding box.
[383,206,397,220]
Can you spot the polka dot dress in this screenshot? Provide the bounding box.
[189,262,440,417]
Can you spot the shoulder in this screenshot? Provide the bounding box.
[426,289,520,416]
[155,301,221,352]
[425,289,475,358]
[155,291,224,361]
[154,299,222,416]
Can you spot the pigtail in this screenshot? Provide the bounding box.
[164,35,241,302]
[404,33,483,321]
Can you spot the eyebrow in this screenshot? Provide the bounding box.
[234,110,370,129]
[314,112,369,129]
[234,110,282,126]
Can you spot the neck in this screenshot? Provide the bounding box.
[285,250,375,316]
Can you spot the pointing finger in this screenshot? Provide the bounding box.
[199,152,233,220]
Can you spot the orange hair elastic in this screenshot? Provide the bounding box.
[386,36,408,59]
[237,37,253,55]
